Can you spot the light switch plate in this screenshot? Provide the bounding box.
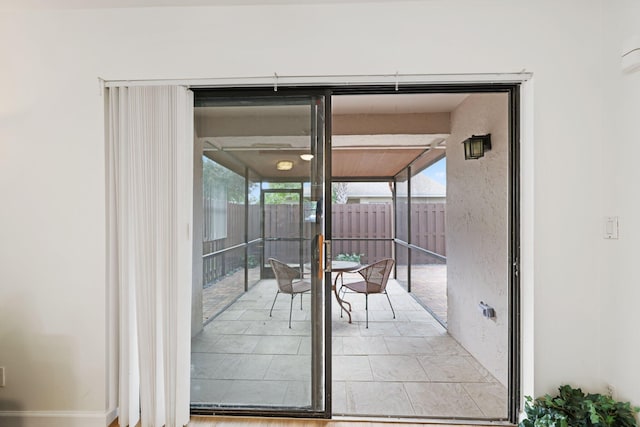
[0,367,5,387]
[604,216,619,239]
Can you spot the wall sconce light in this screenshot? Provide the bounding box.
[276,160,294,171]
[300,153,314,161]
[462,134,492,160]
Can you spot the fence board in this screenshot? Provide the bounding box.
[409,203,446,256]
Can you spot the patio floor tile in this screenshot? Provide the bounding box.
[264,355,312,381]
[417,355,488,382]
[212,334,261,354]
[252,335,302,355]
[191,379,234,403]
[342,336,388,355]
[383,336,432,354]
[332,381,347,414]
[368,355,428,382]
[395,321,447,337]
[404,382,484,418]
[221,380,289,406]
[332,355,373,381]
[423,335,470,355]
[463,382,508,418]
[283,381,311,407]
[216,354,273,380]
[345,381,414,416]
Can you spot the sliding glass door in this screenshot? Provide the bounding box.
[191,93,328,416]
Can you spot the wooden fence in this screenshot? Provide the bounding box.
[202,202,446,286]
[332,203,393,263]
[410,203,447,256]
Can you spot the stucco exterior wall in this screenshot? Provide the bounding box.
[446,93,509,386]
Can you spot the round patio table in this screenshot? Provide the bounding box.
[331,260,360,324]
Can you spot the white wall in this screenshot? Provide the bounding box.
[601,0,640,406]
[447,93,509,387]
[0,0,616,423]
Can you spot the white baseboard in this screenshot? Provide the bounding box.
[0,409,116,427]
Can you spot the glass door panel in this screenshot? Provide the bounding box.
[192,94,327,415]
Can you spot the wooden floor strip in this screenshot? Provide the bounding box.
[189,416,485,426]
[111,415,506,426]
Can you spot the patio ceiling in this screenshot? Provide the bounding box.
[197,93,467,180]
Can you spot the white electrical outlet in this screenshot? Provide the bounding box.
[0,367,5,387]
[604,216,619,239]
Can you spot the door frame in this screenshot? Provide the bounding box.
[191,83,521,423]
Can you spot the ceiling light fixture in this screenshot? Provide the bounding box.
[300,154,314,161]
[276,160,294,171]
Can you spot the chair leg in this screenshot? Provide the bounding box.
[300,292,303,310]
[365,293,369,329]
[270,290,280,317]
[289,294,295,328]
[384,290,396,319]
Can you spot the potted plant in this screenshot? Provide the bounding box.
[335,252,363,263]
[520,385,639,427]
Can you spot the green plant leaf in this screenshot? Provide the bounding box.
[519,385,639,427]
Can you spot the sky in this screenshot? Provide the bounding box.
[422,157,446,187]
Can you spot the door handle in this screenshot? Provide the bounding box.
[316,235,324,279]
[323,239,331,273]
[312,235,326,279]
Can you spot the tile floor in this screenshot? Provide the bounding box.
[201,267,260,323]
[405,264,448,324]
[191,276,507,419]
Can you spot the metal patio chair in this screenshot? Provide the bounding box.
[268,258,312,328]
[339,258,395,328]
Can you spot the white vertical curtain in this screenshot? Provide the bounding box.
[107,85,193,427]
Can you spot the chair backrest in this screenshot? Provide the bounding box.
[358,258,395,292]
[268,258,300,294]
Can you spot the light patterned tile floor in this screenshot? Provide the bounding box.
[191,278,507,420]
[397,264,447,324]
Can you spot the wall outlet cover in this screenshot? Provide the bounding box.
[604,216,619,239]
